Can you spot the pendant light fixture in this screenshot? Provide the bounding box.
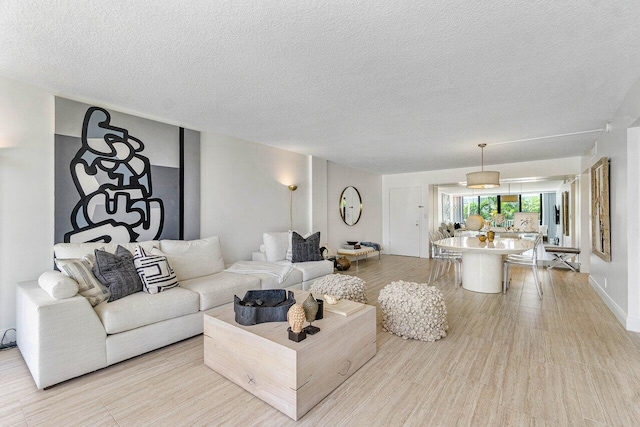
[466,143,500,189]
[502,183,519,202]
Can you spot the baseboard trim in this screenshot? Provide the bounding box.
[588,275,630,329]
[626,316,640,333]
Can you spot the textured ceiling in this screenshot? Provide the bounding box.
[2,1,640,174]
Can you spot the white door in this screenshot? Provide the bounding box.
[389,186,422,256]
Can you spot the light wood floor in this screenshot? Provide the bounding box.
[3,256,640,426]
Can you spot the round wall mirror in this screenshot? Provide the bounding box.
[340,186,362,226]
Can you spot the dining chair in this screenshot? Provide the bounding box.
[428,231,462,287]
[503,233,543,299]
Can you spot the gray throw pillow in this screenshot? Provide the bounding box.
[93,246,143,302]
[291,232,323,263]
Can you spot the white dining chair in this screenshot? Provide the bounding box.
[503,233,543,299]
[428,231,462,287]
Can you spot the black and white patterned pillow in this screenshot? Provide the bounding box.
[291,231,323,263]
[134,246,179,294]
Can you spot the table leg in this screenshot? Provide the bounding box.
[461,252,504,293]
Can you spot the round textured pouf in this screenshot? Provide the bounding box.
[378,281,448,342]
[309,274,367,304]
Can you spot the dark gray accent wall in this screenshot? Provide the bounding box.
[183,128,201,240]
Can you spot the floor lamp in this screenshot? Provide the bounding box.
[288,185,298,230]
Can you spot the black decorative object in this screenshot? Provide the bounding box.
[287,327,307,342]
[234,290,295,326]
[315,299,324,320]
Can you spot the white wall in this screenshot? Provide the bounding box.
[311,157,328,242]
[0,78,55,340]
[580,75,640,331]
[0,76,317,337]
[200,133,311,262]
[627,126,640,330]
[382,157,583,259]
[327,161,382,254]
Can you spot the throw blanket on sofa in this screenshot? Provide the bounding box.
[360,242,382,251]
[226,261,293,284]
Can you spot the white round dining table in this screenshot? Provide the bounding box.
[434,236,535,294]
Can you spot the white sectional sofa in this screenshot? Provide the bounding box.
[16,234,334,389]
[252,232,334,290]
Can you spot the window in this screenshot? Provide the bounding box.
[479,196,498,221]
[520,193,541,223]
[459,193,544,224]
[462,196,478,221]
[500,197,519,220]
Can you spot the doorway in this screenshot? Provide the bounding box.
[389,186,422,256]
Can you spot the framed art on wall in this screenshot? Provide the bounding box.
[591,157,611,261]
[513,212,539,232]
[54,97,201,244]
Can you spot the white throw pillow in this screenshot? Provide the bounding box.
[157,236,225,281]
[38,271,79,299]
[263,232,290,263]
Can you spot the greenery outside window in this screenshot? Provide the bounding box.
[461,193,543,224]
[479,196,498,221]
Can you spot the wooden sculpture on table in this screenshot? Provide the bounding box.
[303,293,321,335]
[287,304,307,342]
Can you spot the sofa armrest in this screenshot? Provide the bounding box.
[252,251,267,262]
[16,280,107,389]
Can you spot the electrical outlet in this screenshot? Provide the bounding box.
[604,278,607,288]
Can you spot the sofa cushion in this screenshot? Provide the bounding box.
[263,232,289,263]
[56,257,110,306]
[291,231,323,262]
[133,246,179,294]
[38,271,79,299]
[93,246,143,302]
[54,241,159,260]
[157,236,225,281]
[180,272,260,311]
[278,260,334,282]
[94,287,199,334]
[253,268,303,290]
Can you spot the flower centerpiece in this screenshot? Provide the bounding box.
[492,213,505,227]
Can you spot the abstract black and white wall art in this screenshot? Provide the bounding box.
[54,97,200,244]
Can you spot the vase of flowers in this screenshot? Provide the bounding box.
[492,213,505,228]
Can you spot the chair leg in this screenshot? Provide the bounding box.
[428,258,440,284]
[503,263,508,293]
[532,265,543,299]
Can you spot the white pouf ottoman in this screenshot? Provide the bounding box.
[378,281,448,342]
[309,274,367,304]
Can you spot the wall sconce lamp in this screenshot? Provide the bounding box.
[288,185,298,230]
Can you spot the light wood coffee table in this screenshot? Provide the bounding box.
[203,290,376,421]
